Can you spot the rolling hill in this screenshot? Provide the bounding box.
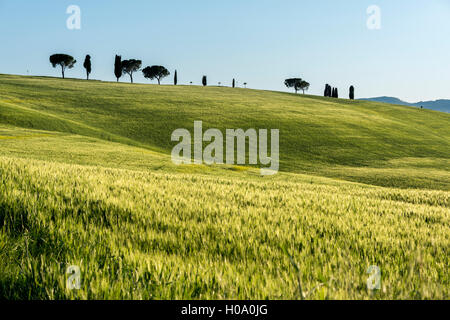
[0,74,449,189]
[0,74,449,300]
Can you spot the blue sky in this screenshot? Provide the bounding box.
[0,0,449,102]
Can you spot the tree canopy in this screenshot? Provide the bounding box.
[142,65,170,85]
[121,59,142,83]
[298,80,310,94]
[285,78,309,94]
[49,54,76,79]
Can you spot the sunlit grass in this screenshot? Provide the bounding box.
[0,156,448,299]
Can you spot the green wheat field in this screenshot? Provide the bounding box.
[0,74,448,299]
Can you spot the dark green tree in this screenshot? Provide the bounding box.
[122,59,142,83]
[49,54,76,79]
[232,79,235,88]
[333,88,339,98]
[83,55,91,80]
[324,84,332,97]
[285,78,303,94]
[114,55,122,82]
[174,70,178,85]
[298,80,310,94]
[142,65,170,85]
[349,86,355,100]
[202,75,207,86]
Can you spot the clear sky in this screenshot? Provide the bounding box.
[0,0,449,102]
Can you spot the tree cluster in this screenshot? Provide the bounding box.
[284,78,310,94]
[324,84,339,98]
[49,54,243,88]
[50,53,174,85]
[324,84,356,100]
[142,65,170,85]
[49,54,356,99]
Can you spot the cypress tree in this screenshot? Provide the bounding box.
[114,55,122,82]
[202,75,207,86]
[326,84,332,97]
[349,86,355,100]
[232,79,235,88]
[174,70,178,85]
[83,55,91,80]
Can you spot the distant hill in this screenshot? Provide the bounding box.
[415,100,450,113]
[360,96,450,113]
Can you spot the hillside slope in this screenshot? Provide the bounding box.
[0,74,449,300]
[0,74,449,189]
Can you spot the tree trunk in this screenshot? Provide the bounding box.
[158,78,161,85]
[87,71,89,81]
[130,73,133,84]
[61,66,65,79]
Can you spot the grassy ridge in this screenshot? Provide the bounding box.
[1,74,449,189]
